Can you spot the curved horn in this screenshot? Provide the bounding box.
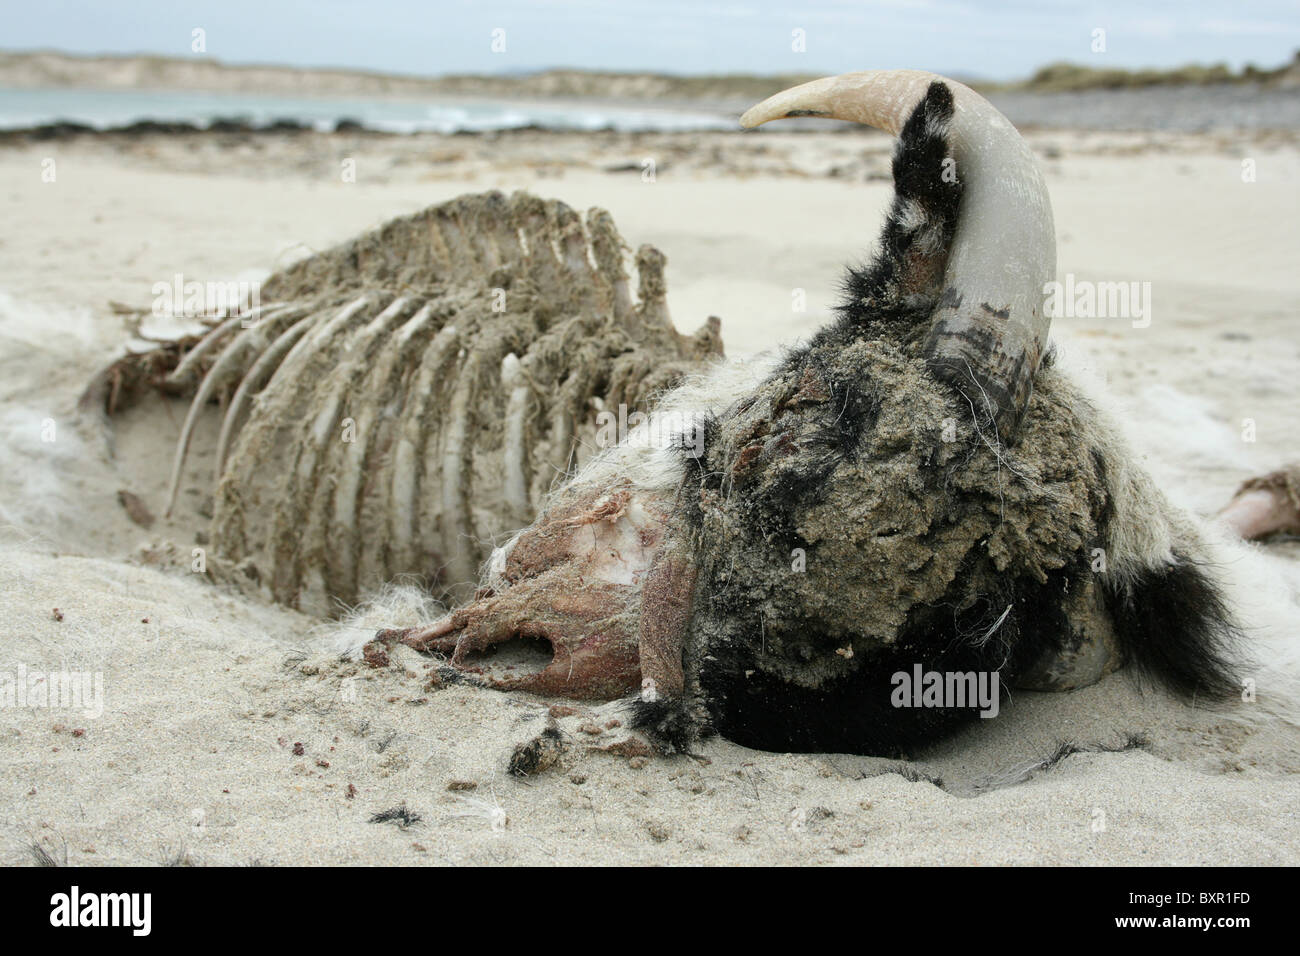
[741,70,1055,439]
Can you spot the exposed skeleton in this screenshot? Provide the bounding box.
[84,192,721,615]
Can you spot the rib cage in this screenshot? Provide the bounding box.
[92,191,723,615]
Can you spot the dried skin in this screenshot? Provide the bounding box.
[1220,464,1300,540]
[374,483,670,699]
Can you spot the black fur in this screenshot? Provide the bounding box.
[368,804,421,828]
[829,81,963,342]
[674,412,721,532]
[1090,444,1242,701]
[694,555,1091,758]
[629,696,703,755]
[507,725,565,777]
[1103,554,1243,701]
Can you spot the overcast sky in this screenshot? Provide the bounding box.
[5,0,1299,81]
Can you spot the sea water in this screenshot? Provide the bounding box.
[0,86,738,133]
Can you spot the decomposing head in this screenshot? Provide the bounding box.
[381,70,1242,759]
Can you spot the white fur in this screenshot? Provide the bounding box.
[1049,344,1300,725]
[568,352,784,494]
[322,582,447,658]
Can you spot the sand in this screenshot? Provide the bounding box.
[1,125,1298,865]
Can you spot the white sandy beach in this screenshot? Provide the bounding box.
[1,125,1298,865]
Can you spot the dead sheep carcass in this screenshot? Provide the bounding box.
[372,70,1246,757]
[92,69,1247,759]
